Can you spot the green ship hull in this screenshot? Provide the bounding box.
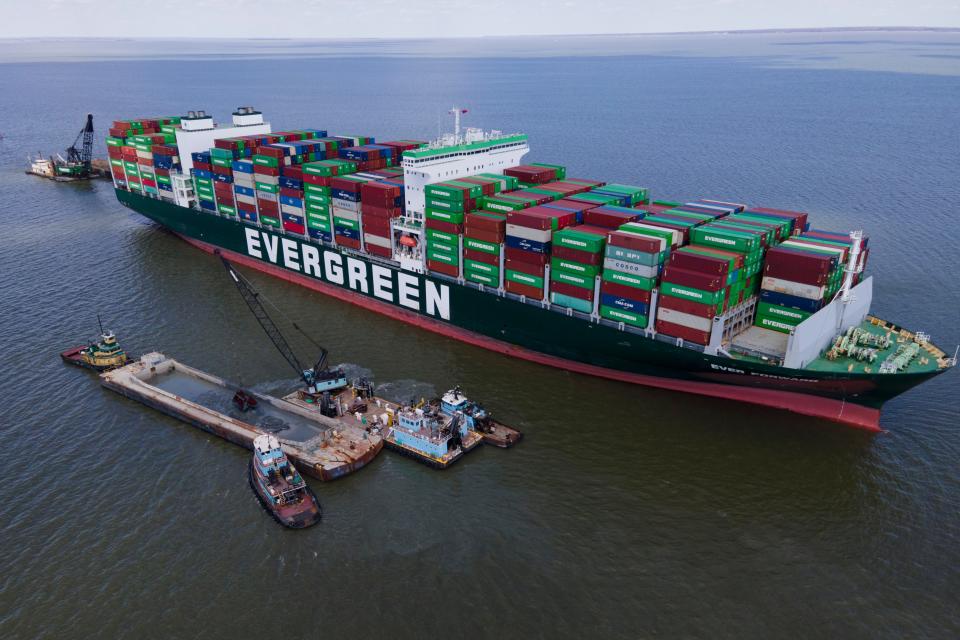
[116,189,951,430]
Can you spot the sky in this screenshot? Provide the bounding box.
[0,0,958,39]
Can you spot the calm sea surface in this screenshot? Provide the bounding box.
[1,32,958,639]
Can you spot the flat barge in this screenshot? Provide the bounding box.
[100,352,382,481]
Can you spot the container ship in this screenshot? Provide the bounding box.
[105,106,955,431]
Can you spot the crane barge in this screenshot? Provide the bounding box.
[27,113,111,181]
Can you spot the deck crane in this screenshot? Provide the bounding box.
[220,254,348,396]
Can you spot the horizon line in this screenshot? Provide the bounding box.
[1,26,959,42]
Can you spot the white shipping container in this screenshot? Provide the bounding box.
[506,224,551,243]
[331,198,360,213]
[254,174,279,186]
[761,276,825,301]
[656,307,712,332]
[256,192,277,202]
[602,258,660,279]
[364,233,392,248]
[621,222,681,247]
[331,206,359,221]
[236,194,257,205]
[281,203,304,215]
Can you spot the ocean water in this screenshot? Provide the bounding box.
[0,32,958,639]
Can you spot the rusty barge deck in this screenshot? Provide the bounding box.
[100,353,383,481]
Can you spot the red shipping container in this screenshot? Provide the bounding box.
[655,319,711,345]
[303,174,331,186]
[607,230,662,253]
[658,293,721,318]
[504,165,557,184]
[505,258,545,277]
[464,228,503,244]
[600,281,652,303]
[111,167,125,180]
[426,218,463,235]
[669,250,730,275]
[552,245,602,266]
[141,178,157,188]
[583,208,640,228]
[505,248,548,267]
[214,181,233,195]
[464,212,506,235]
[330,176,363,192]
[551,280,594,301]
[360,181,401,205]
[457,177,496,196]
[217,193,235,206]
[237,201,257,214]
[749,207,808,234]
[505,280,544,298]
[107,146,123,159]
[279,187,302,198]
[253,165,280,177]
[543,198,597,215]
[282,166,304,180]
[335,235,361,250]
[256,146,285,159]
[283,220,305,235]
[363,205,401,220]
[464,248,499,265]
[689,245,746,269]
[427,260,459,277]
[661,266,726,292]
[363,216,391,236]
[194,162,212,172]
[257,200,279,215]
[367,244,393,258]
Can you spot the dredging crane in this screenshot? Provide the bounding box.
[27,113,110,181]
[220,254,348,398]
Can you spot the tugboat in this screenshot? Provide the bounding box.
[248,434,321,529]
[60,320,129,372]
[383,400,484,469]
[439,386,522,448]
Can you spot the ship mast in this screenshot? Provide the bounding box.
[839,230,864,303]
[448,106,467,143]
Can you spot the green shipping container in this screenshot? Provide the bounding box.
[505,270,544,289]
[601,270,657,291]
[553,228,605,254]
[464,260,499,277]
[757,303,811,324]
[600,306,648,328]
[660,282,726,306]
[551,269,593,290]
[550,292,592,313]
[463,237,499,255]
[530,162,567,180]
[755,315,796,334]
[425,209,465,224]
[260,216,281,228]
[427,228,459,244]
[551,257,600,279]
[255,182,280,194]
[218,204,237,216]
[252,155,279,168]
[427,248,459,266]
[333,216,359,231]
[465,269,498,286]
[426,198,470,213]
[691,226,760,253]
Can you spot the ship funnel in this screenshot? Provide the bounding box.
[187,110,197,118]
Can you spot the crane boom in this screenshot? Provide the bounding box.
[66,114,94,169]
[220,255,309,385]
